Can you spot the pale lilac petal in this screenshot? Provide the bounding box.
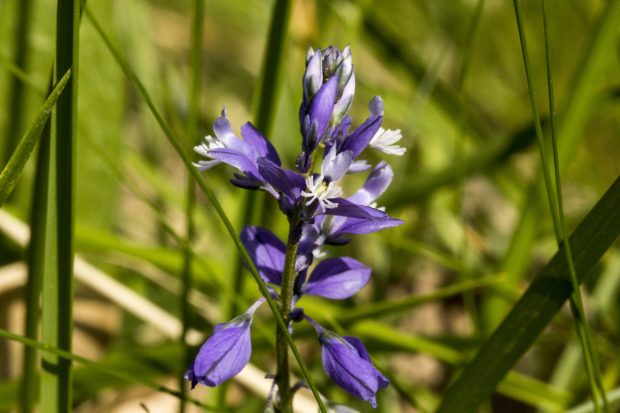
[303,257,371,299]
[241,226,285,285]
[322,146,353,181]
[347,161,393,205]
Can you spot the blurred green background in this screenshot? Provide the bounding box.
[0,0,619,412]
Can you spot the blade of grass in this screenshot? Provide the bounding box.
[85,8,327,412]
[513,0,607,409]
[39,0,80,411]
[435,175,620,413]
[1,0,33,168]
[0,69,71,208]
[179,1,204,411]
[565,388,620,413]
[0,328,221,411]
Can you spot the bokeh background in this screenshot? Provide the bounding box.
[0,0,619,412]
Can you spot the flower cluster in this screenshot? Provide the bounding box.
[186,45,405,409]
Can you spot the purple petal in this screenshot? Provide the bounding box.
[347,161,394,205]
[241,122,280,166]
[343,336,389,389]
[320,332,386,406]
[339,97,385,158]
[240,226,285,285]
[257,158,306,201]
[185,316,252,388]
[335,216,403,235]
[326,198,389,219]
[303,257,371,299]
[208,148,260,181]
[368,96,384,117]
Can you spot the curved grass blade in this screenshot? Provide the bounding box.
[84,8,327,412]
[436,176,620,413]
[513,0,607,409]
[0,329,221,411]
[0,69,71,208]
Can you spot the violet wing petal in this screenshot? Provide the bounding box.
[240,226,285,285]
[208,148,261,181]
[185,320,252,388]
[339,114,382,159]
[241,122,281,166]
[335,216,403,236]
[303,257,371,299]
[347,161,394,206]
[320,333,382,407]
[257,158,306,201]
[326,198,390,219]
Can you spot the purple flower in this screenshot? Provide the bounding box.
[194,109,280,194]
[185,298,264,388]
[319,330,389,408]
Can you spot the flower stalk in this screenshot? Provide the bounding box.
[275,217,301,412]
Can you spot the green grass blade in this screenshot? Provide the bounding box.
[0,69,71,208]
[0,329,221,412]
[436,176,620,413]
[179,1,204,411]
[85,8,327,411]
[39,1,80,411]
[1,0,33,167]
[513,0,607,409]
[565,388,620,413]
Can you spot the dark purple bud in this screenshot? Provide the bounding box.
[185,299,264,388]
[302,75,339,152]
[303,257,371,299]
[240,226,285,285]
[319,331,389,407]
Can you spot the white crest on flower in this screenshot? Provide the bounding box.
[369,127,406,156]
[193,135,225,170]
[301,175,343,210]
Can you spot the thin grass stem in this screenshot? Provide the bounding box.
[513,1,607,411]
[178,1,204,411]
[540,0,609,410]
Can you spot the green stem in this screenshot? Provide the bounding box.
[540,0,608,410]
[179,1,204,411]
[276,217,301,413]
